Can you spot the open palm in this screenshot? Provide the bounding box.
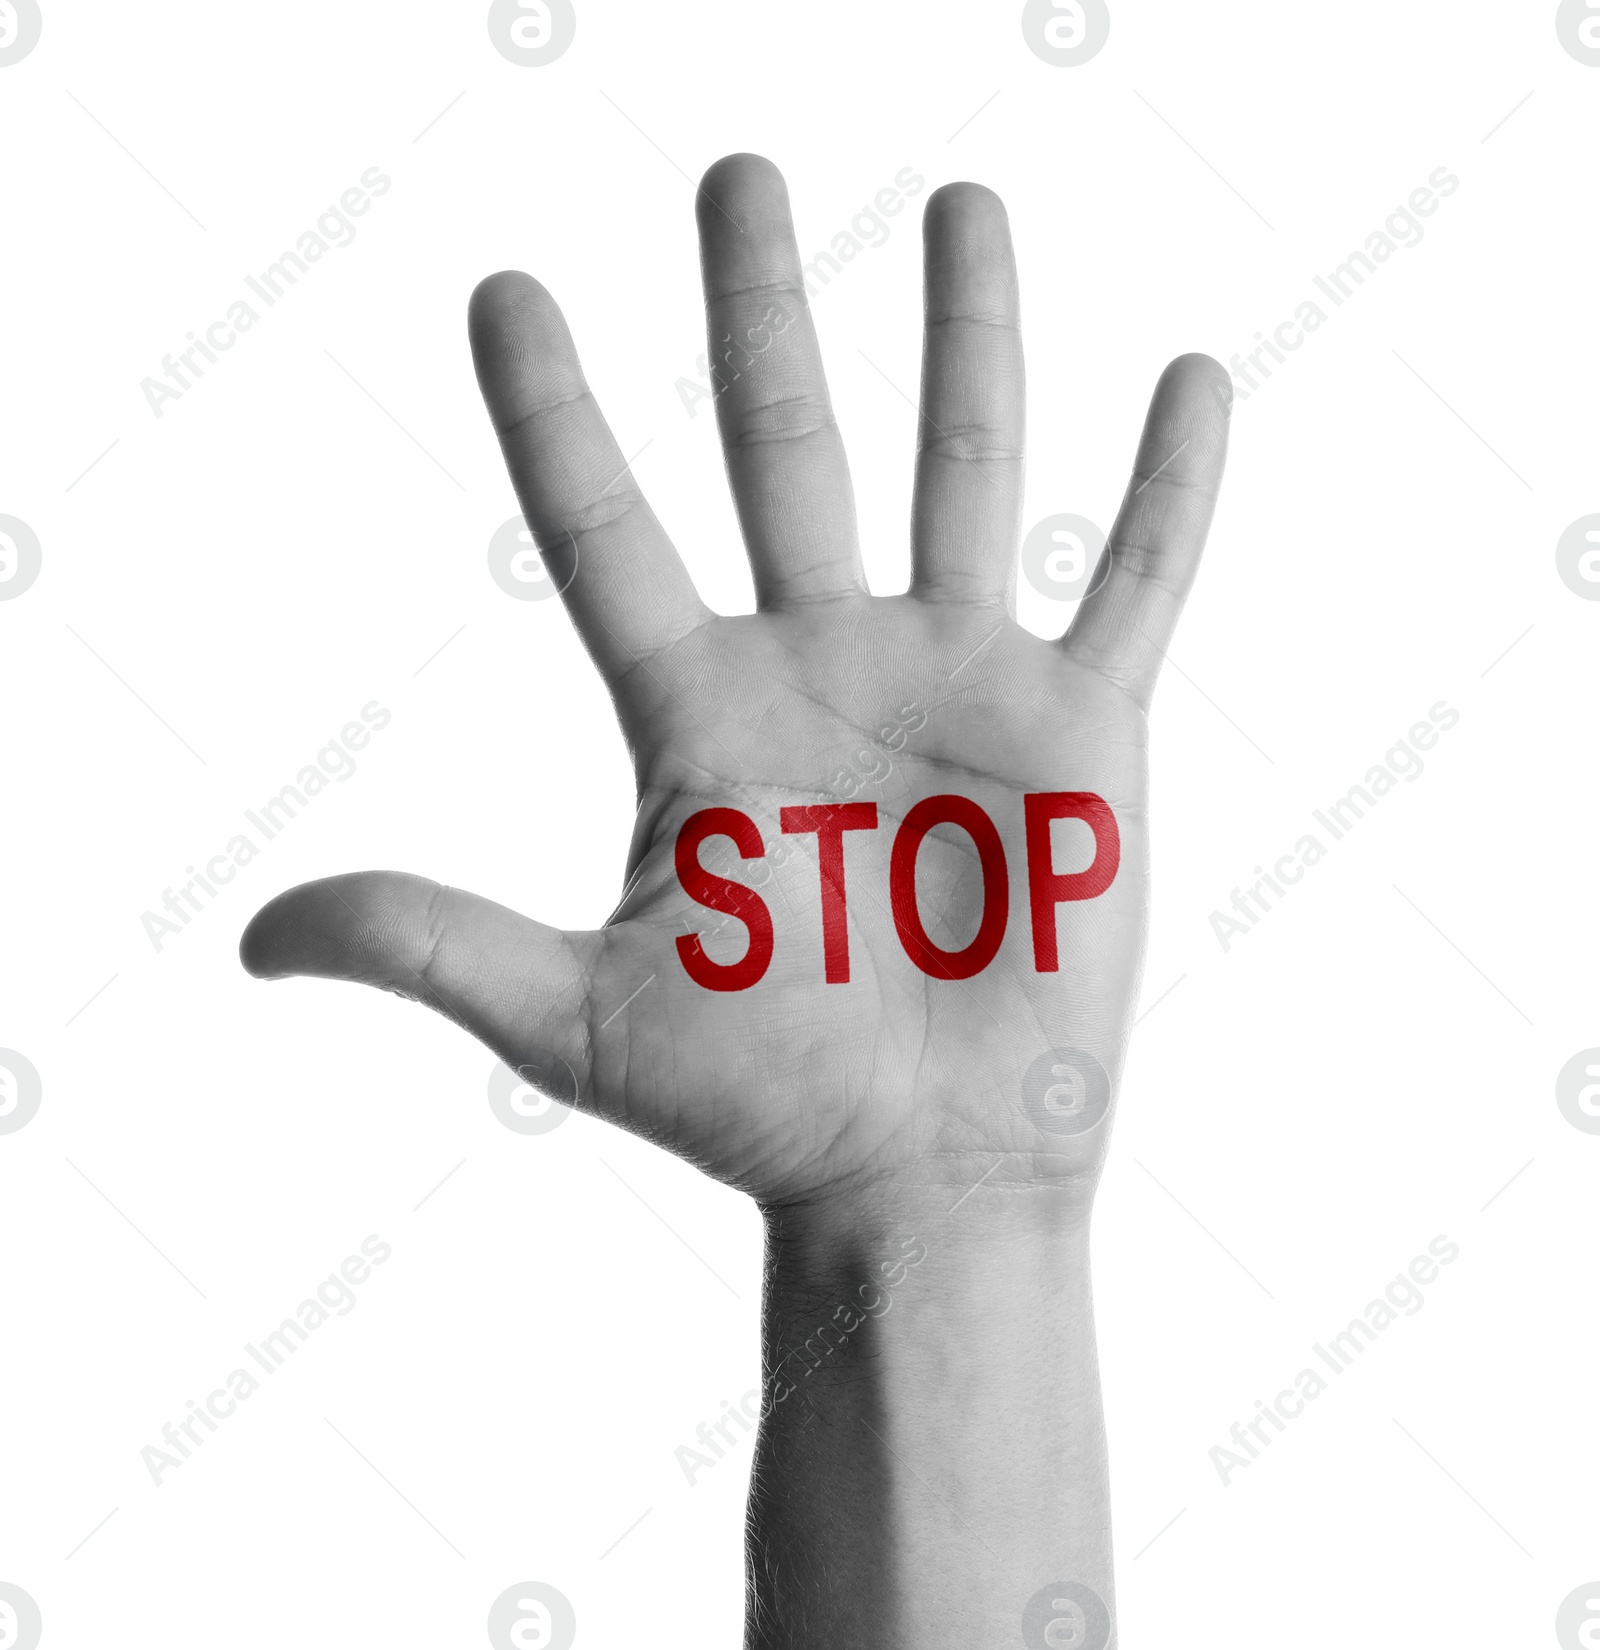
[241,153,1230,1211]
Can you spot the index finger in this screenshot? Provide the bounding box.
[470,271,710,674]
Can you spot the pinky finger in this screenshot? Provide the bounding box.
[1060,354,1232,706]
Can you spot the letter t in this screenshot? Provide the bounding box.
[779,803,879,983]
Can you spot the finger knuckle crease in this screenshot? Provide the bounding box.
[925,311,1020,333]
[415,882,453,989]
[561,487,647,538]
[495,385,594,440]
[921,424,1023,466]
[730,393,836,448]
[709,276,806,308]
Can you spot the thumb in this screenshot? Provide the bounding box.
[240,871,596,1091]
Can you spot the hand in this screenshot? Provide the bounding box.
[241,154,1230,1216]
[242,153,1231,1647]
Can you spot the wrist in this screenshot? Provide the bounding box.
[747,1174,1114,1648]
[758,1172,1098,1443]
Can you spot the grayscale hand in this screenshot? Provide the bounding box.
[242,153,1230,1649]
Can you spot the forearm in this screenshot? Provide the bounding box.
[745,1177,1114,1649]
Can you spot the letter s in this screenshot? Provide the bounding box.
[675,809,775,990]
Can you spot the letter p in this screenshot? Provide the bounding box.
[1025,792,1120,972]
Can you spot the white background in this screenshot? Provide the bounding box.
[2,2,1597,1645]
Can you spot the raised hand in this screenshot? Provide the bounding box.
[241,152,1230,1648]
[241,155,1229,1210]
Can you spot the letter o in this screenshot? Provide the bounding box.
[890,795,1009,979]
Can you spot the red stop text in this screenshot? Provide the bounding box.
[673,793,1119,991]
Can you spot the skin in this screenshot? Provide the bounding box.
[242,153,1230,1647]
